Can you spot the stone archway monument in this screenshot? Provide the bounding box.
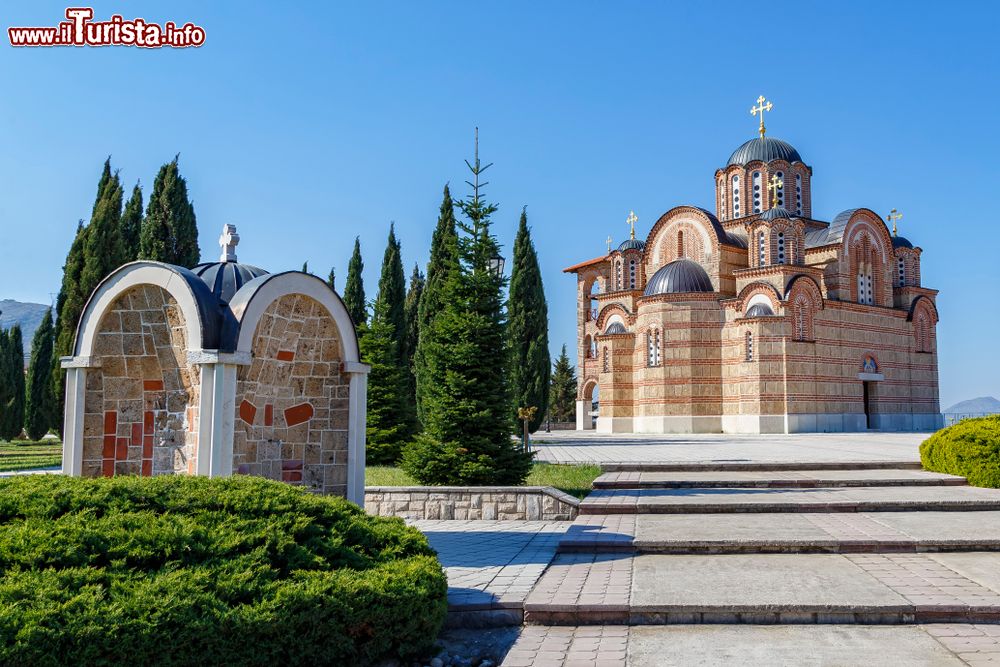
[61,226,370,504]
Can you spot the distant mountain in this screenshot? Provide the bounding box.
[0,299,53,366]
[943,396,1000,415]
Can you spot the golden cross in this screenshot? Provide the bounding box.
[626,210,638,240]
[750,95,773,139]
[887,209,903,236]
[606,235,613,252]
[767,175,783,207]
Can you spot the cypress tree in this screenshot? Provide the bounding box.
[379,225,407,365]
[414,184,459,422]
[24,310,56,441]
[402,146,532,485]
[301,261,309,274]
[139,157,199,267]
[52,220,88,429]
[507,208,550,432]
[548,344,578,423]
[343,237,367,329]
[403,263,424,432]
[0,325,25,441]
[80,168,124,299]
[327,267,336,291]
[119,182,143,262]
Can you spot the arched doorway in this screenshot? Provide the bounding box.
[577,379,599,430]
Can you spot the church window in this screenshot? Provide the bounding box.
[897,257,906,287]
[732,175,740,217]
[795,174,803,215]
[777,232,786,264]
[648,329,661,367]
[857,266,874,305]
[602,347,609,372]
[615,261,623,290]
[586,335,596,359]
[758,231,766,267]
[752,172,762,213]
[775,171,784,207]
[745,331,754,362]
[629,259,637,290]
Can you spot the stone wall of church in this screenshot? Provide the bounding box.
[81,285,200,478]
[233,294,350,497]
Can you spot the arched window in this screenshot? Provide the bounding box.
[776,231,786,265]
[615,261,623,291]
[758,230,766,267]
[795,174,803,215]
[745,331,754,362]
[752,171,762,213]
[677,231,685,258]
[732,175,740,218]
[718,180,726,219]
[647,329,661,367]
[897,257,906,287]
[792,295,812,342]
[602,347,609,372]
[585,335,595,359]
[856,248,874,305]
[629,259,637,290]
[775,171,784,208]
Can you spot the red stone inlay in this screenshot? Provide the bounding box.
[102,459,115,477]
[143,411,154,435]
[284,403,313,427]
[115,440,128,461]
[102,436,116,459]
[282,470,302,483]
[281,459,304,471]
[131,423,142,446]
[239,400,257,424]
[142,441,153,458]
[264,404,274,427]
[276,350,295,362]
[143,379,164,392]
[141,459,152,477]
[103,411,117,436]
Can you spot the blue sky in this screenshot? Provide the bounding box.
[1,1,997,408]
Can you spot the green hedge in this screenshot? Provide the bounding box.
[920,415,1000,488]
[0,475,448,666]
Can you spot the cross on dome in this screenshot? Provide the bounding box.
[750,95,773,139]
[887,209,903,236]
[219,224,240,262]
[626,211,638,240]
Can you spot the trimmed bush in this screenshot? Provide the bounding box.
[0,475,447,666]
[920,415,1000,488]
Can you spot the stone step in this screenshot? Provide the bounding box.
[601,460,923,473]
[579,485,1000,515]
[558,512,1000,555]
[522,552,1000,626]
[593,469,966,490]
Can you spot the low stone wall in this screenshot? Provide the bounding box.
[365,486,580,521]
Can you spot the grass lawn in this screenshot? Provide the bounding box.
[366,462,602,499]
[0,439,62,472]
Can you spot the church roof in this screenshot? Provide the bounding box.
[892,235,914,249]
[745,303,775,317]
[604,321,627,334]
[727,137,803,167]
[643,258,714,296]
[191,261,270,305]
[618,238,646,252]
[761,206,795,221]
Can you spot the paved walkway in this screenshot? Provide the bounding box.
[532,430,926,465]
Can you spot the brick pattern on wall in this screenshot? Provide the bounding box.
[83,285,199,478]
[234,294,350,497]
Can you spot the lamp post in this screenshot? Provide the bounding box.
[488,254,505,278]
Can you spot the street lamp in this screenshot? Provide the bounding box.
[488,254,505,278]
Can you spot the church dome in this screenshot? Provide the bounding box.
[191,261,269,304]
[760,206,795,221]
[643,259,714,296]
[618,238,646,252]
[892,235,914,249]
[727,137,802,167]
[604,321,627,335]
[745,303,775,317]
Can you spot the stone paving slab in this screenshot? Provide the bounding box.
[925,624,1000,666]
[594,469,967,489]
[579,485,1000,514]
[523,552,634,624]
[500,625,629,667]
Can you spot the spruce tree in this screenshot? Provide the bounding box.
[119,182,143,262]
[24,310,56,441]
[139,157,199,267]
[507,208,550,432]
[402,144,532,485]
[80,167,124,300]
[0,325,25,441]
[403,263,424,432]
[549,344,578,423]
[343,237,367,329]
[414,184,459,423]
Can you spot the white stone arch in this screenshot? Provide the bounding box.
[74,262,210,358]
[746,293,776,312]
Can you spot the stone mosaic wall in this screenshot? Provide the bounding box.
[365,487,580,521]
[82,285,199,477]
[234,294,349,496]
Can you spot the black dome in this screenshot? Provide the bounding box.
[761,206,794,221]
[892,236,914,249]
[618,238,646,252]
[727,137,802,167]
[745,303,775,318]
[604,321,626,335]
[643,259,714,296]
[191,261,269,304]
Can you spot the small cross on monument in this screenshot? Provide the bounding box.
[887,209,903,236]
[767,175,783,208]
[626,210,638,240]
[219,224,239,262]
[606,235,613,253]
[751,95,773,139]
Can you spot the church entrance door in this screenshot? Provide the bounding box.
[863,381,873,429]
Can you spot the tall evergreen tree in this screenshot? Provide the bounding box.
[403,141,532,485]
[343,237,367,329]
[52,220,88,428]
[415,184,459,422]
[507,208,550,432]
[80,167,124,299]
[0,325,25,441]
[403,263,424,432]
[548,345,578,423]
[327,267,336,291]
[379,225,407,365]
[139,157,199,267]
[119,182,143,262]
[24,310,56,441]
[301,261,309,274]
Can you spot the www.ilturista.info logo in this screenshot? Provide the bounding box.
[8,8,205,48]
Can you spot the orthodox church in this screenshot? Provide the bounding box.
[564,98,941,434]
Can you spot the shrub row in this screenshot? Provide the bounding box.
[920,415,1000,488]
